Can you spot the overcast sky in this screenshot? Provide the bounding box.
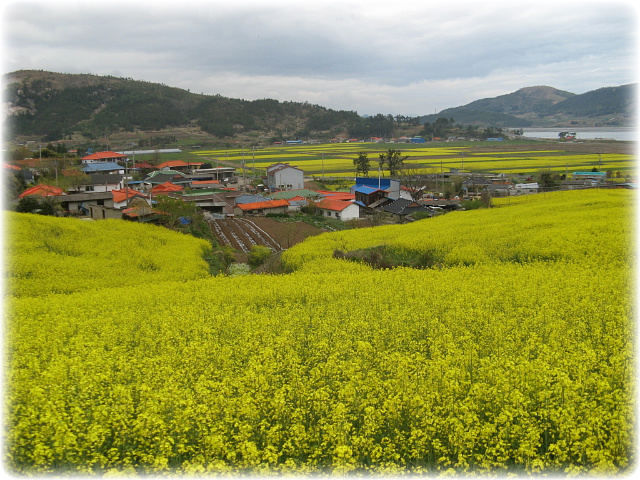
[1,0,638,116]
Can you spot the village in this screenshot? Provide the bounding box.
[7,147,626,252]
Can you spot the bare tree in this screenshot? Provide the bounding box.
[399,166,438,201]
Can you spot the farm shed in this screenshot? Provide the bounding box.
[485,184,513,197]
[572,172,607,184]
[168,191,239,215]
[189,167,237,182]
[156,160,205,172]
[234,199,290,216]
[513,183,539,195]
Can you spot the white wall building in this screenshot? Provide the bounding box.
[513,183,539,195]
[266,163,304,190]
[316,199,360,221]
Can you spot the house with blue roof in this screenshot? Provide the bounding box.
[352,185,388,207]
[350,177,401,205]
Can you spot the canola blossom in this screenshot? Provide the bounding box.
[4,189,635,475]
[192,143,635,177]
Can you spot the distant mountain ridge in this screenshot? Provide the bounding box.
[3,70,636,143]
[420,84,635,127]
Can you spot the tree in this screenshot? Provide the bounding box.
[399,166,438,201]
[353,152,370,177]
[154,195,199,229]
[15,195,57,215]
[378,149,407,177]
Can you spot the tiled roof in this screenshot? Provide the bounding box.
[316,199,355,212]
[237,199,290,211]
[323,192,356,201]
[112,188,146,203]
[4,163,20,170]
[82,151,128,160]
[19,185,65,198]
[152,182,184,193]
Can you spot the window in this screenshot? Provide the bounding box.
[335,212,339,218]
[85,186,94,192]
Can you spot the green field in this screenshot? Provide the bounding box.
[5,189,634,476]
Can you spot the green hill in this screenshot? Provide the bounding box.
[5,189,634,475]
[4,70,363,142]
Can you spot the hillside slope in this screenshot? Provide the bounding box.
[4,70,361,141]
[5,190,634,476]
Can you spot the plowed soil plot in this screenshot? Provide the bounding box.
[209,217,324,252]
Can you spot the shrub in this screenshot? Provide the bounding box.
[248,245,272,268]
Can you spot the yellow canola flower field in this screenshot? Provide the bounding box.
[4,189,635,476]
[4,214,213,297]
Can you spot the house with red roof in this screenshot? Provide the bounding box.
[151,182,184,195]
[18,184,65,198]
[81,151,129,165]
[111,188,149,209]
[133,162,157,170]
[315,198,360,221]
[234,199,290,216]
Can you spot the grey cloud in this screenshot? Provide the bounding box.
[2,0,637,115]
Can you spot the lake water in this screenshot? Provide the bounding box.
[521,127,637,142]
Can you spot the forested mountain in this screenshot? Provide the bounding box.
[3,70,364,142]
[420,85,635,127]
[3,70,636,145]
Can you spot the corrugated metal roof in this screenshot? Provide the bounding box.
[353,185,383,194]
